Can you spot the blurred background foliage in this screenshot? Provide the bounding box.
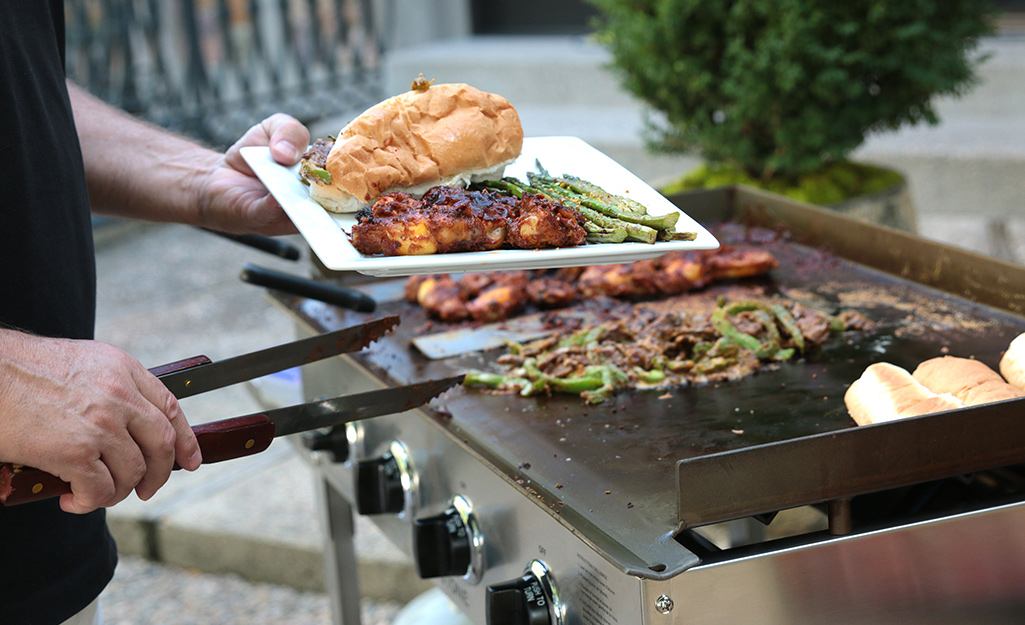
[586,0,994,203]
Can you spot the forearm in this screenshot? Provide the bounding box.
[68,81,221,224]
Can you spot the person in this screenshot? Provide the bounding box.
[0,2,310,623]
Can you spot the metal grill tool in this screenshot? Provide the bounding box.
[0,316,462,506]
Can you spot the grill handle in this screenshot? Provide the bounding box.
[240,262,376,312]
[200,228,301,260]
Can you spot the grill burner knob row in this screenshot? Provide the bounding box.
[486,560,564,625]
[301,425,349,463]
[354,440,416,517]
[413,494,484,582]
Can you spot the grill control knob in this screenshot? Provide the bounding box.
[301,426,349,463]
[486,560,564,625]
[413,495,484,582]
[354,441,416,516]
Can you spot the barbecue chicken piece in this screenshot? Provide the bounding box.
[577,248,777,300]
[505,193,589,249]
[404,241,779,322]
[706,245,779,280]
[467,284,529,322]
[351,189,509,256]
[526,277,578,309]
[457,272,496,299]
[466,272,532,322]
[404,274,432,302]
[579,262,662,299]
[350,186,586,256]
[659,252,710,294]
[414,275,470,322]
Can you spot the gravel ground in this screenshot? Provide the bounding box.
[101,556,401,625]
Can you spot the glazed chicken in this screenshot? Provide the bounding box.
[411,271,534,322]
[579,246,777,300]
[406,245,780,322]
[350,186,587,256]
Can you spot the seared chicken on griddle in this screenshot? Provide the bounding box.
[405,246,780,323]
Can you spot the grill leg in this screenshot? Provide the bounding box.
[827,497,853,536]
[316,475,362,625]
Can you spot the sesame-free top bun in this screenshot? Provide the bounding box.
[913,355,1025,406]
[310,82,523,213]
[845,362,963,426]
[999,332,1025,392]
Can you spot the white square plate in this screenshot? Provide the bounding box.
[241,136,719,276]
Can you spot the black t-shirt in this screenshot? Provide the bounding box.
[0,1,118,623]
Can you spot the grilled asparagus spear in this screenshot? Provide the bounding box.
[480,163,694,243]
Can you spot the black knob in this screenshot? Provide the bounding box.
[354,453,405,515]
[301,426,349,463]
[486,572,552,625]
[413,506,472,579]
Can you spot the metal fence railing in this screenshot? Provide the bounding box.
[65,0,384,149]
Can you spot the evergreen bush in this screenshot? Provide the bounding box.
[587,0,993,187]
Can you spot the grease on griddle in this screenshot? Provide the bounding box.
[830,283,1000,340]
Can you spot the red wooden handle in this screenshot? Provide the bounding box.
[0,464,72,506]
[0,414,275,506]
[184,414,275,466]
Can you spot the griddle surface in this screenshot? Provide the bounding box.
[284,233,1025,576]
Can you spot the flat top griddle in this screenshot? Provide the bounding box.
[279,205,1025,579]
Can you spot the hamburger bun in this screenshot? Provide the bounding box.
[999,332,1025,392]
[844,362,963,426]
[912,355,1024,406]
[309,82,523,213]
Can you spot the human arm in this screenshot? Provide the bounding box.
[68,82,309,235]
[0,329,202,513]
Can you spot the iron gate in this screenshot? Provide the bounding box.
[65,0,384,149]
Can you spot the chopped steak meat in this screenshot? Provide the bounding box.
[467,297,873,404]
[298,138,334,186]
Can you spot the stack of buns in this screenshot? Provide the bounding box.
[307,81,524,214]
[845,332,1025,426]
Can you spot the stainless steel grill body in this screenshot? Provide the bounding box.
[296,352,1025,624]
[283,187,1025,625]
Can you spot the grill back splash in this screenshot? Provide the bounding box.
[284,187,1025,625]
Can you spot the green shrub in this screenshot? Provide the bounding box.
[661,161,904,205]
[587,0,993,182]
